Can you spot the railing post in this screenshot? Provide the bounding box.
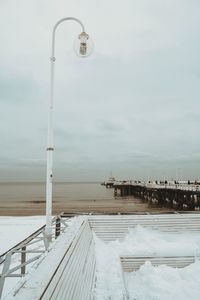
[55,217,61,238]
[0,252,12,299]
[21,246,26,275]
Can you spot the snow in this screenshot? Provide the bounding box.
[1,217,200,299]
[0,216,46,299]
[3,216,83,300]
[94,226,200,300]
[0,216,45,254]
[125,261,200,300]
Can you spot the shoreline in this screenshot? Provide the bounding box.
[0,182,174,216]
[0,197,174,216]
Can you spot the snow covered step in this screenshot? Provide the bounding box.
[89,213,200,241]
[120,255,196,272]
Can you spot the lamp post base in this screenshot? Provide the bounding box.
[44,227,52,249]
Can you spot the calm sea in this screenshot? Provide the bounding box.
[0,182,169,216]
[0,182,117,216]
[0,182,113,203]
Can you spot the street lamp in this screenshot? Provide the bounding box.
[45,17,93,245]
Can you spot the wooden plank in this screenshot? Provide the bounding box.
[120,256,195,272]
[89,214,200,241]
[42,220,95,300]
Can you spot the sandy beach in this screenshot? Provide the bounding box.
[0,182,173,216]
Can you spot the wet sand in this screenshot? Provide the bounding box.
[0,182,173,216]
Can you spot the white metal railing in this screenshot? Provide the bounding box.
[0,215,69,299]
[2,213,200,299]
[2,217,96,300]
[113,181,200,192]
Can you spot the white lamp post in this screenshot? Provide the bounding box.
[45,17,93,244]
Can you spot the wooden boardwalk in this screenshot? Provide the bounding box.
[2,217,95,300]
[2,213,200,300]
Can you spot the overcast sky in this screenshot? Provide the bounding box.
[0,0,200,181]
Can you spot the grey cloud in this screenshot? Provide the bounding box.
[97,120,127,134]
[0,0,200,181]
[0,70,38,103]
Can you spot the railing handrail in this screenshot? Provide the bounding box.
[0,224,46,259]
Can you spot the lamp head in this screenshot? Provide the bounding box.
[74,31,94,57]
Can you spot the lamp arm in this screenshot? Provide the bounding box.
[51,17,85,60]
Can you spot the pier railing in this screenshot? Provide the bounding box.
[1,216,96,300]
[113,181,200,210]
[0,214,69,299]
[113,180,200,191]
[1,213,200,299]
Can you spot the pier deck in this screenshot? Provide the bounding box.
[114,182,200,211]
[2,213,200,299]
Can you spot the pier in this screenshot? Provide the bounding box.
[1,212,200,299]
[114,181,200,210]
